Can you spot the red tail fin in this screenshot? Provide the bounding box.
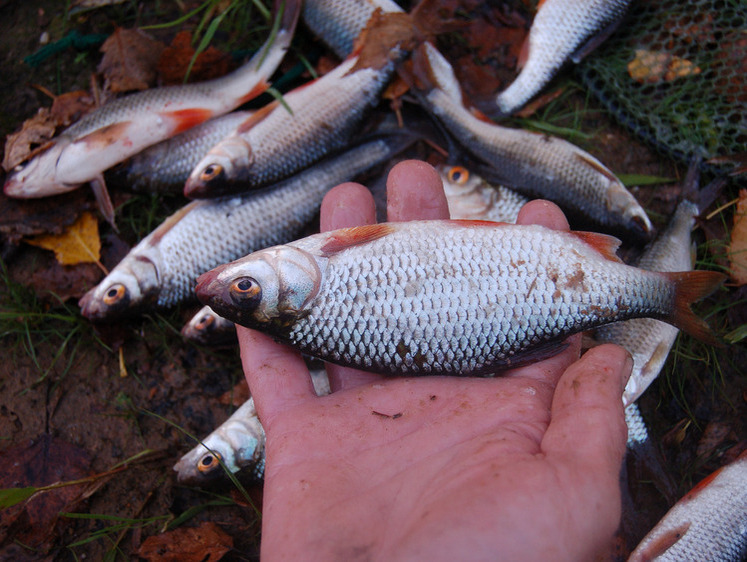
[666,270,726,345]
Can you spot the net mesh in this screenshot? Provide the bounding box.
[576,0,746,172]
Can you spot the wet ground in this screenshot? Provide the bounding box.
[0,1,745,560]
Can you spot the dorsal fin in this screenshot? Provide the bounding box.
[451,219,508,228]
[320,224,395,256]
[682,464,725,501]
[570,231,623,262]
[574,151,620,185]
[236,100,280,134]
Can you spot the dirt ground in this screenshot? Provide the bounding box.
[0,1,745,561]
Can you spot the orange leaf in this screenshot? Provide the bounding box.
[627,49,701,84]
[137,522,233,562]
[25,212,102,267]
[728,189,747,285]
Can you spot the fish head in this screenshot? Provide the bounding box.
[3,139,79,198]
[183,137,254,199]
[173,438,240,485]
[181,306,236,345]
[439,165,481,198]
[79,257,160,320]
[195,245,322,330]
[606,182,654,240]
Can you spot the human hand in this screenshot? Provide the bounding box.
[237,160,632,561]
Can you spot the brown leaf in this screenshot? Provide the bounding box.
[98,28,166,93]
[696,421,733,458]
[157,31,235,85]
[25,211,102,267]
[728,189,747,285]
[219,380,250,407]
[2,90,95,171]
[137,522,233,562]
[0,434,92,549]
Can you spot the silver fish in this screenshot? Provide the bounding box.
[196,220,722,376]
[629,452,747,562]
[494,0,631,116]
[595,200,698,406]
[111,111,253,192]
[181,305,237,345]
[409,42,652,240]
[174,369,330,485]
[4,0,300,201]
[80,134,409,319]
[183,41,407,198]
[625,402,649,448]
[438,164,527,223]
[302,0,403,59]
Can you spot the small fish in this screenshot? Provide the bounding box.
[302,0,403,59]
[110,111,253,192]
[629,451,747,561]
[196,220,723,376]
[183,10,421,200]
[493,0,631,116]
[408,42,652,241]
[596,200,698,406]
[4,0,300,222]
[438,164,527,223]
[182,305,237,345]
[175,370,330,485]
[80,134,409,319]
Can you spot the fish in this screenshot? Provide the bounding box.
[195,220,723,376]
[493,0,631,117]
[628,451,747,562]
[302,0,403,59]
[174,369,331,485]
[109,111,253,193]
[438,164,528,223]
[407,42,653,241]
[183,11,421,199]
[79,133,411,320]
[4,0,300,222]
[595,200,698,406]
[181,305,237,345]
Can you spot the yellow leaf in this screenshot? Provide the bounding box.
[728,189,747,286]
[26,212,102,267]
[627,49,701,84]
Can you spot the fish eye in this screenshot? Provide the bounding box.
[197,452,222,473]
[103,284,127,306]
[447,166,470,185]
[195,314,214,331]
[230,277,262,307]
[200,164,223,182]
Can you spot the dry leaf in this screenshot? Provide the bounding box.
[98,28,166,93]
[25,211,101,266]
[728,189,747,285]
[137,522,233,562]
[157,31,235,85]
[696,421,733,458]
[627,49,701,84]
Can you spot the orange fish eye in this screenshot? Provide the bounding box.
[447,166,469,185]
[103,284,127,306]
[230,277,261,300]
[200,163,223,182]
[197,452,222,473]
[195,314,214,331]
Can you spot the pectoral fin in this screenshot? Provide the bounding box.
[91,174,117,232]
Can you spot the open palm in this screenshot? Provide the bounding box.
[238,160,631,561]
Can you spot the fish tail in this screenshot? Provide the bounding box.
[273,0,302,35]
[666,270,726,345]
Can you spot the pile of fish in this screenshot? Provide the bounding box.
[3,0,742,558]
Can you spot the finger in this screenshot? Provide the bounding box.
[386,160,449,221]
[237,326,317,422]
[516,199,570,231]
[542,343,632,468]
[319,181,382,391]
[319,182,376,231]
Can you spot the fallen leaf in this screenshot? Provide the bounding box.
[627,49,701,84]
[728,189,747,285]
[219,380,250,407]
[2,90,95,171]
[98,28,166,93]
[696,421,733,458]
[137,521,233,562]
[157,31,235,85]
[25,211,102,267]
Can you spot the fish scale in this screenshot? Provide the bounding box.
[195,220,716,377]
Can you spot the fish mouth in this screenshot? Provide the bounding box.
[195,264,231,308]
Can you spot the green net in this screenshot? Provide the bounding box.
[577,0,746,173]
